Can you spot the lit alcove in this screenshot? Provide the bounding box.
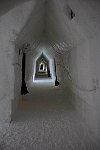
[33,53,55,84]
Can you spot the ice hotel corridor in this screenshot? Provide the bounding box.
[0,0,100,149]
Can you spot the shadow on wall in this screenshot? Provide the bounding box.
[0,0,32,16]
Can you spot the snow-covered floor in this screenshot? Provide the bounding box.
[0,83,100,150]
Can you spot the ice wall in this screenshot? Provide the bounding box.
[62,0,100,139]
[0,1,35,123]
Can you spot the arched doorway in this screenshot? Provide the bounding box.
[35,53,51,79]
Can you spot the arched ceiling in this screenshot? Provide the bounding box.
[13,0,85,53]
[0,0,100,54]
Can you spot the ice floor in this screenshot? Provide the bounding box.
[0,83,100,150]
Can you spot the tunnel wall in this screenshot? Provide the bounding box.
[62,0,100,139]
[0,1,34,123]
[63,35,100,140]
[68,41,92,103]
[63,40,98,137]
[89,36,100,138]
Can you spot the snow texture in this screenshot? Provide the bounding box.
[0,84,100,150]
[0,0,100,148]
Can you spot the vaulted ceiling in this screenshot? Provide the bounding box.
[0,0,100,54]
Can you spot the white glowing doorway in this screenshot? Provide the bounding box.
[33,53,55,84]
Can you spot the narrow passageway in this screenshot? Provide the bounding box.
[0,84,100,150]
[0,0,100,149]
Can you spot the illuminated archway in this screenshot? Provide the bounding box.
[35,53,51,79]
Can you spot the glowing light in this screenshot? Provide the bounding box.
[32,52,55,84]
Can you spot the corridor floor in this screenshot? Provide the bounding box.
[0,83,100,150]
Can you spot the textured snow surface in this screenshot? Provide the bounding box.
[0,84,100,150]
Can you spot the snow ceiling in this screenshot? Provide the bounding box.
[0,0,100,54]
